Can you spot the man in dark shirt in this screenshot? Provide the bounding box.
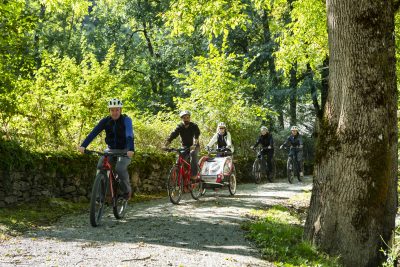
[164,111,200,179]
[251,126,274,177]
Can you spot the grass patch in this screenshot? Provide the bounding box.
[243,205,340,267]
[0,198,88,235]
[130,192,168,203]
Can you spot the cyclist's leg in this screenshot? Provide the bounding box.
[266,150,273,175]
[190,147,199,179]
[115,156,132,199]
[262,151,269,173]
[297,150,304,177]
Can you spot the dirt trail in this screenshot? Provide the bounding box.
[0,178,312,267]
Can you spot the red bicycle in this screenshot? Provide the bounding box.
[163,147,203,204]
[85,150,129,227]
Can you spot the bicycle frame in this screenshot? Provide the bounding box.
[256,147,271,173]
[100,155,117,200]
[288,147,300,173]
[176,152,192,189]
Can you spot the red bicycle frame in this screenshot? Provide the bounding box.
[176,153,192,190]
[100,155,117,200]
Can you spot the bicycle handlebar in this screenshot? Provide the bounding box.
[84,149,129,157]
[162,147,190,154]
[206,147,232,156]
[280,145,303,150]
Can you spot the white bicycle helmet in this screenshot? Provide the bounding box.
[260,126,268,131]
[179,110,191,117]
[291,125,298,131]
[218,122,226,128]
[108,98,123,108]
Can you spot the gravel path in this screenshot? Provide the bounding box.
[0,177,312,267]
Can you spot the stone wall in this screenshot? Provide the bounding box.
[0,153,175,207]
[0,152,313,207]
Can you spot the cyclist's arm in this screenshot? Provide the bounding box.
[269,135,274,148]
[281,137,290,148]
[80,118,107,149]
[226,132,233,147]
[253,136,261,148]
[166,124,182,145]
[206,133,218,148]
[124,116,135,157]
[194,124,200,141]
[192,124,201,147]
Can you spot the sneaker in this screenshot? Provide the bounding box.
[300,172,304,177]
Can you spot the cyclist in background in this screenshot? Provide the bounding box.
[251,126,274,177]
[206,122,234,155]
[78,98,134,200]
[164,111,200,180]
[280,125,304,178]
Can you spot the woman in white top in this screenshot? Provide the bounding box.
[206,122,234,154]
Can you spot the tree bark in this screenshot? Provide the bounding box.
[289,64,297,126]
[304,1,398,266]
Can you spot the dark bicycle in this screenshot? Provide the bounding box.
[252,147,275,183]
[282,146,303,183]
[85,150,129,227]
[163,147,202,204]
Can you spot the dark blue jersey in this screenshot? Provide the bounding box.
[81,114,134,151]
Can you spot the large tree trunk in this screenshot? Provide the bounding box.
[304,1,398,266]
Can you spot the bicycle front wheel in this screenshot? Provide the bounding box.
[167,166,183,204]
[253,159,262,184]
[90,173,108,227]
[112,179,128,219]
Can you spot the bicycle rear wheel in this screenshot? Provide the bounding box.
[167,166,183,204]
[287,158,294,184]
[190,178,203,200]
[90,173,108,227]
[112,179,128,219]
[228,170,237,196]
[267,159,276,183]
[252,159,262,184]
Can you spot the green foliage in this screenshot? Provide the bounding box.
[171,44,274,153]
[380,227,400,267]
[244,206,341,266]
[272,0,328,76]
[164,0,249,39]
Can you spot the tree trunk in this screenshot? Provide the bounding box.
[289,64,297,126]
[304,1,398,266]
[262,9,284,129]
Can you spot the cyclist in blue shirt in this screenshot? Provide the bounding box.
[78,98,134,200]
